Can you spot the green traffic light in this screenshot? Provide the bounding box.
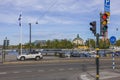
[103,25,108,32]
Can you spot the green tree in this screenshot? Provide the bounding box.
[85,39,95,48]
[116,39,120,46]
[45,39,73,49]
[99,39,110,49]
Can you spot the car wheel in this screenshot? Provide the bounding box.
[20,57,25,61]
[35,56,40,61]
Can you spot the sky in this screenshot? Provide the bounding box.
[0,0,120,45]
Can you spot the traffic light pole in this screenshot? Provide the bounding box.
[96,33,100,80]
[90,21,100,80]
[2,37,8,63]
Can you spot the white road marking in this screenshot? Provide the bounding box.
[38,70,44,72]
[0,72,7,75]
[68,68,74,70]
[26,70,32,72]
[49,69,55,71]
[80,75,90,80]
[13,71,20,73]
[59,68,64,71]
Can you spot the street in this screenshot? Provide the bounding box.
[0,58,120,80]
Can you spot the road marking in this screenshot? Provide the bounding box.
[38,70,44,72]
[49,69,55,71]
[80,75,90,80]
[59,68,64,71]
[13,71,20,73]
[26,70,32,72]
[68,68,74,70]
[0,72,7,75]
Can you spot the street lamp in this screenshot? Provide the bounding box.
[18,14,22,55]
[29,22,38,53]
[29,23,32,53]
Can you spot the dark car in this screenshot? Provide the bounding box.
[71,52,80,57]
[114,51,120,56]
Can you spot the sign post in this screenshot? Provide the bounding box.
[110,36,116,70]
[104,0,110,12]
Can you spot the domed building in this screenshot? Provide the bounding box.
[72,34,84,45]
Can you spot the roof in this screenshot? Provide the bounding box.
[73,34,83,41]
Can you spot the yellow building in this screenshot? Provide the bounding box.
[78,46,89,50]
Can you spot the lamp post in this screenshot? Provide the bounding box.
[29,23,32,53]
[18,14,22,55]
[29,22,38,53]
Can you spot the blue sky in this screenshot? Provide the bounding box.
[0,0,120,45]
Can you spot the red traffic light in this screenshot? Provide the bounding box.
[102,14,107,20]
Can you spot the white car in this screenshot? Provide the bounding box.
[90,54,96,58]
[17,51,43,61]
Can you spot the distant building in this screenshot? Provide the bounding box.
[33,40,47,47]
[72,34,84,45]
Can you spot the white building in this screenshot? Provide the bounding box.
[72,34,84,45]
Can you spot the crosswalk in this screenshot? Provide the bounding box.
[0,67,78,75]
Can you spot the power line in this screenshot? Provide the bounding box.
[36,0,58,23]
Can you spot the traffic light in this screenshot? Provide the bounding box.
[100,12,110,36]
[3,39,9,49]
[90,21,96,36]
[7,40,9,46]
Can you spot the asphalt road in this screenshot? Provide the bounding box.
[0,58,120,80]
[0,63,91,80]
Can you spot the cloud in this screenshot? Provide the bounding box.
[0,13,18,24]
[0,0,120,45]
[111,0,120,15]
[0,0,106,25]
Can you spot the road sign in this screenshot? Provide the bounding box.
[110,36,116,44]
[104,0,110,12]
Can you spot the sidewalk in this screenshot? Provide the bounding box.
[70,69,120,80]
[102,69,120,80]
[103,77,120,80]
[80,69,120,80]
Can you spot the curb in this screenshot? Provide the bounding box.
[3,59,91,65]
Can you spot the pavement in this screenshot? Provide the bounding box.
[0,55,120,80]
[70,69,120,80]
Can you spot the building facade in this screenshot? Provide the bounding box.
[72,34,84,45]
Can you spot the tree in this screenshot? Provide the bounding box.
[45,39,73,49]
[116,39,120,46]
[99,39,110,49]
[85,39,95,48]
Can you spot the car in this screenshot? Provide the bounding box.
[17,51,43,61]
[71,52,81,57]
[90,54,96,58]
[64,52,71,58]
[114,51,120,56]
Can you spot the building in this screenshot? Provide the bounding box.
[72,34,84,45]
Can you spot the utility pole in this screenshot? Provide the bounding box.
[29,23,32,53]
[29,22,38,53]
[18,14,22,55]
